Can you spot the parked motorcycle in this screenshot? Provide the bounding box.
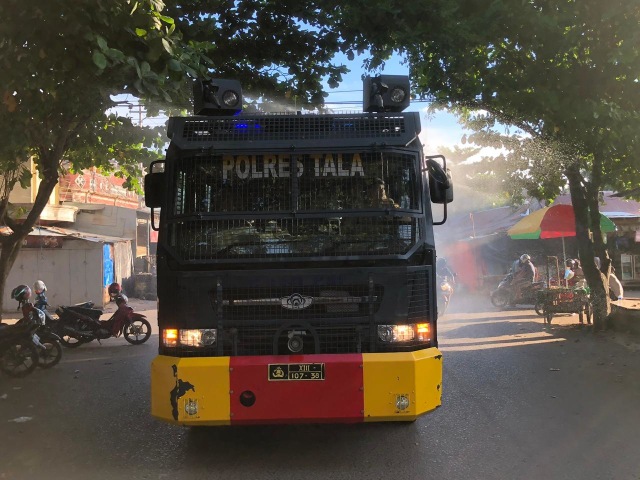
[13,284,63,369]
[490,273,546,314]
[23,305,63,369]
[0,319,40,378]
[55,293,151,347]
[437,274,454,315]
[51,302,103,348]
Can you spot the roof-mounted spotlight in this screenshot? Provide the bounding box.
[193,79,243,116]
[363,75,411,113]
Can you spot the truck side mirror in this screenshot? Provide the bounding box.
[144,172,165,209]
[144,160,165,231]
[426,158,453,204]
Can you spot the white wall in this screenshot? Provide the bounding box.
[73,205,137,240]
[3,240,104,311]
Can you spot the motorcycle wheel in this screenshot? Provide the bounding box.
[490,290,510,309]
[437,297,447,317]
[60,334,85,348]
[38,339,63,369]
[124,318,152,345]
[60,321,94,348]
[585,302,592,325]
[1,341,39,378]
[534,302,545,316]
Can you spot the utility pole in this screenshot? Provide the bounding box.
[128,105,145,126]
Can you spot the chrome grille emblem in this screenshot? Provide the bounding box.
[281,293,313,310]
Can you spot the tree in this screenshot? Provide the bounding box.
[334,0,640,328]
[438,145,516,211]
[0,0,349,316]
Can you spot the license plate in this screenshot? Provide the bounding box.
[268,363,325,381]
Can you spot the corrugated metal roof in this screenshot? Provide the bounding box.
[553,192,640,218]
[41,226,133,243]
[442,203,543,240]
[0,225,132,243]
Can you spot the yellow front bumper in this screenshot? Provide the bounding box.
[151,348,442,425]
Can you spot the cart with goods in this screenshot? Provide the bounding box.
[537,256,591,325]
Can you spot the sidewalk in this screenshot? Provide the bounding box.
[610,289,640,335]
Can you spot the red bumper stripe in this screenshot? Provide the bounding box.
[229,354,365,424]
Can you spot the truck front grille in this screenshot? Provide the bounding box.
[215,284,382,321]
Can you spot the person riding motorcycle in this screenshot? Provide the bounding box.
[33,280,48,310]
[10,285,46,330]
[11,284,32,309]
[108,282,123,302]
[1,285,33,328]
[104,294,133,337]
[436,258,456,314]
[510,254,536,304]
[436,258,456,282]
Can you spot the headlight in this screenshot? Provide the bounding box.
[377,323,430,343]
[389,86,407,103]
[162,328,217,347]
[222,90,239,107]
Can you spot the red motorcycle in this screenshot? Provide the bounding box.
[55,294,151,347]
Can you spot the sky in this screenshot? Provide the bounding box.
[322,53,469,153]
[115,53,469,154]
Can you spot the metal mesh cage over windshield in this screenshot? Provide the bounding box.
[166,151,422,261]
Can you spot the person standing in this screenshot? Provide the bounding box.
[594,256,624,300]
[510,254,536,304]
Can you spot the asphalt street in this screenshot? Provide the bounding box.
[1,295,639,480]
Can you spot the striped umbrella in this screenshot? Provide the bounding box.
[507,204,616,260]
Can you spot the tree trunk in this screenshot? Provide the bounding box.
[565,163,610,330]
[0,175,59,319]
[0,232,30,320]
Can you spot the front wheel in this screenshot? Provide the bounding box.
[585,302,592,325]
[1,341,39,377]
[38,339,63,369]
[124,318,152,345]
[490,289,509,309]
[437,294,449,316]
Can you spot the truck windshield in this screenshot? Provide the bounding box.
[166,151,422,260]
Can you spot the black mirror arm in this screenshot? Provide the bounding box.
[433,200,448,226]
[151,208,159,232]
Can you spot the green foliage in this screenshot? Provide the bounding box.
[163,1,349,108]
[0,0,353,310]
[0,0,352,204]
[333,0,639,325]
[336,0,640,200]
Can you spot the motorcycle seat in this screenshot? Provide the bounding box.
[64,305,103,318]
[73,301,95,308]
[0,321,32,337]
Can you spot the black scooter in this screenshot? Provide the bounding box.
[0,318,40,378]
[34,291,102,348]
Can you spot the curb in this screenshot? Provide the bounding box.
[609,304,640,335]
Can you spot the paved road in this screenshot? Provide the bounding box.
[1,295,639,480]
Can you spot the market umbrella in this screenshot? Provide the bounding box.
[507,204,617,260]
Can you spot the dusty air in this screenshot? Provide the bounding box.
[221,153,366,180]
